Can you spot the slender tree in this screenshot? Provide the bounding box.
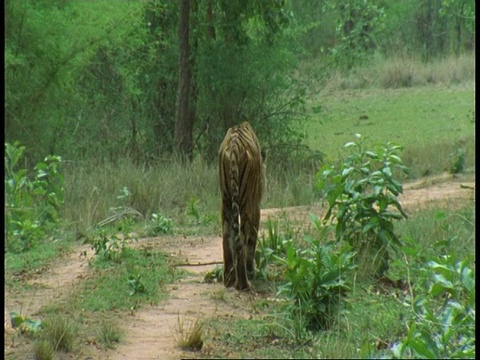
[174,0,195,160]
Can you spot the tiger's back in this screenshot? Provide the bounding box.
[218,122,263,291]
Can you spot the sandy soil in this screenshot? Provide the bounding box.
[4,173,475,359]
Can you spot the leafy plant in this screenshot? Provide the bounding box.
[392,254,475,359]
[204,265,224,284]
[147,213,174,236]
[127,274,146,296]
[91,232,129,261]
[5,142,64,252]
[255,219,292,281]
[185,198,212,226]
[317,134,409,277]
[9,311,43,335]
[448,147,465,174]
[275,237,356,336]
[185,198,201,224]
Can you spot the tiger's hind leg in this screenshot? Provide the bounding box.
[222,205,235,288]
[234,237,250,291]
[233,213,251,291]
[245,209,260,281]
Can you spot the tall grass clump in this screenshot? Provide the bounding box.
[378,57,418,88]
[319,52,475,91]
[63,156,219,233]
[96,319,122,349]
[420,52,475,85]
[263,147,323,208]
[402,136,474,179]
[41,314,77,352]
[32,340,55,360]
[176,316,204,351]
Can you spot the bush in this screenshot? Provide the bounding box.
[391,254,475,358]
[275,237,355,335]
[317,134,409,278]
[5,142,64,252]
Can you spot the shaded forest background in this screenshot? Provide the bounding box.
[5,0,475,166]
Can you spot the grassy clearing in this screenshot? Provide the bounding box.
[59,56,474,234]
[305,84,474,178]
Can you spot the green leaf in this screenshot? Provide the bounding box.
[382,166,392,178]
[9,311,25,328]
[430,274,454,293]
[460,265,474,293]
[362,218,378,234]
[428,261,455,277]
[408,337,437,358]
[364,151,378,159]
[23,318,43,333]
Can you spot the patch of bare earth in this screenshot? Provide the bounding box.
[4,173,475,359]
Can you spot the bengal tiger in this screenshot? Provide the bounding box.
[218,121,263,291]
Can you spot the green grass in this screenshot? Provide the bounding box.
[58,79,474,230]
[96,319,123,349]
[41,314,77,352]
[5,239,73,284]
[75,247,179,311]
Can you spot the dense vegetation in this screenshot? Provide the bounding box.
[6,0,474,165]
[5,0,475,359]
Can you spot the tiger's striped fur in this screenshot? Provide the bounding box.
[218,122,263,291]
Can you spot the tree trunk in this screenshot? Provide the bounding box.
[174,0,195,161]
[206,0,216,40]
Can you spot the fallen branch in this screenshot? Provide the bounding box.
[173,261,223,267]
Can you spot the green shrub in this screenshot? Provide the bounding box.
[275,238,355,335]
[255,220,292,282]
[91,231,130,262]
[317,134,408,277]
[449,148,466,174]
[391,254,475,358]
[5,142,64,252]
[146,213,174,236]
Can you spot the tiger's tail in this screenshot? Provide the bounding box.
[230,138,241,256]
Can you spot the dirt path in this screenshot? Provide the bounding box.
[4,174,475,359]
[104,235,255,360]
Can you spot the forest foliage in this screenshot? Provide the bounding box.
[5,0,475,165]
